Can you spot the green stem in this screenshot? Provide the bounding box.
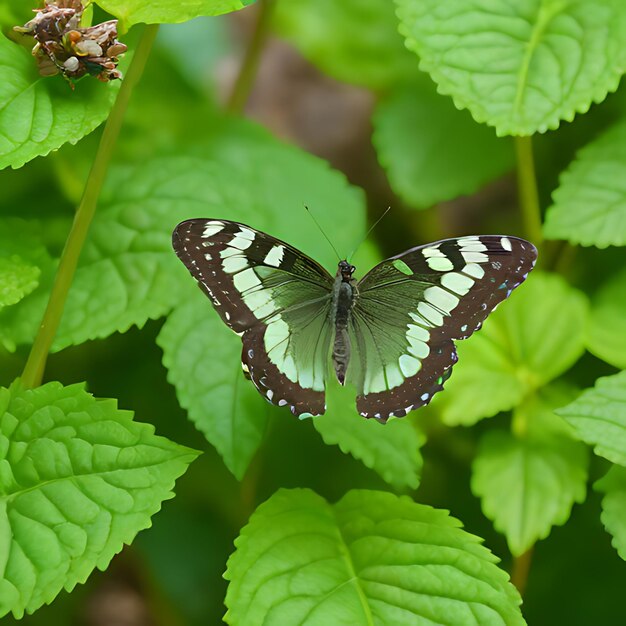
[226,0,275,114]
[21,24,159,389]
[514,136,543,247]
[511,547,534,597]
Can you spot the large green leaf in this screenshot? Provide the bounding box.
[557,370,626,466]
[396,0,626,136]
[313,380,423,491]
[273,0,415,89]
[96,0,253,29]
[158,288,269,480]
[151,119,364,479]
[436,272,588,425]
[0,117,366,352]
[224,489,524,625]
[586,269,626,369]
[0,380,198,619]
[595,465,626,561]
[0,257,39,309]
[373,78,513,208]
[0,35,118,170]
[544,122,626,247]
[472,427,588,556]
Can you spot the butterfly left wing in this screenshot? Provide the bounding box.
[347,235,537,422]
[172,219,335,416]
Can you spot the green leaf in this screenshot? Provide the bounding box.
[586,269,626,369]
[557,370,626,466]
[436,273,588,425]
[313,380,423,491]
[544,121,626,247]
[96,0,253,29]
[153,118,364,478]
[472,388,588,555]
[396,0,626,136]
[0,117,365,353]
[0,218,57,351]
[0,34,118,170]
[158,289,269,480]
[0,256,39,309]
[0,380,198,619]
[373,78,514,208]
[273,0,415,89]
[472,430,588,556]
[225,489,524,625]
[595,465,626,561]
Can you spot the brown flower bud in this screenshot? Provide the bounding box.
[13,0,126,84]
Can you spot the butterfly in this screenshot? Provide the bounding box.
[172,219,537,423]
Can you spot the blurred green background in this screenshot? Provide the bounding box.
[2,1,626,624]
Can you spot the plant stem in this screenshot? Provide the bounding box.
[514,136,543,247]
[21,24,159,389]
[226,0,275,114]
[511,547,534,597]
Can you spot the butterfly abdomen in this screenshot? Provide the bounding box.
[332,273,357,385]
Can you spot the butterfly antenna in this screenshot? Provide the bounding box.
[304,205,342,261]
[347,206,392,262]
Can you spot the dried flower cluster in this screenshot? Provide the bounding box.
[14,0,127,85]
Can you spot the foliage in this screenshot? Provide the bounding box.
[586,269,626,369]
[434,273,588,426]
[0,380,198,618]
[0,0,625,623]
[225,489,524,625]
[557,371,626,467]
[544,121,626,247]
[372,78,513,208]
[0,35,119,170]
[396,0,626,135]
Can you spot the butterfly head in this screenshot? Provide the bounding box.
[338,260,356,281]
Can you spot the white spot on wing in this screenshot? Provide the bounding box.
[385,363,404,389]
[202,221,224,237]
[399,354,421,377]
[230,233,254,250]
[234,268,262,292]
[501,237,512,251]
[238,227,255,241]
[459,239,487,252]
[407,323,430,343]
[223,256,248,273]
[441,272,474,295]
[264,317,289,363]
[244,290,276,318]
[417,302,443,327]
[407,337,429,359]
[462,251,489,263]
[264,244,285,267]
[220,247,239,259]
[427,256,454,271]
[462,263,485,279]
[425,285,459,313]
[423,246,445,258]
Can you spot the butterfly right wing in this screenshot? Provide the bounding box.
[347,236,537,422]
[173,219,335,416]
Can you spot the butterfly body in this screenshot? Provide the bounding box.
[331,260,357,385]
[173,219,537,423]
